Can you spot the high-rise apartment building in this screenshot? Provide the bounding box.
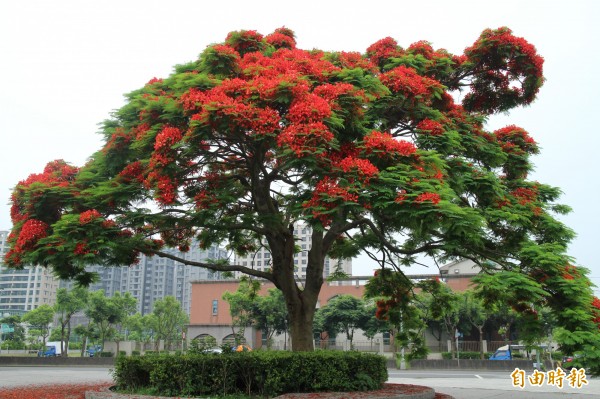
[234,223,352,279]
[60,243,228,315]
[0,230,60,316]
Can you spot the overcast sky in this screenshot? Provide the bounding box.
[1,0,598,291]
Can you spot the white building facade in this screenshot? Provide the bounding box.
[0,230,60,316]
[234,223,352,279]
[60,243,228,316]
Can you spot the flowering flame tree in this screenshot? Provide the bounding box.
[6,27,597,351]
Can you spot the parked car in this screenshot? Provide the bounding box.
[204,347,223,354]
[489,348,512,360]
[86,345,102,357]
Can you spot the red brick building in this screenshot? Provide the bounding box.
[187,260,479,349]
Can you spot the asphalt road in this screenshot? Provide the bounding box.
[389,369,600,398]
[0,366,113,388]
[1,367,599,398]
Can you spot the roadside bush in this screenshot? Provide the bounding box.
[100,351,114,357]
[69,342,83,350]
[113,351,387,397]
[0,340,26,350]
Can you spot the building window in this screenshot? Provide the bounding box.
[212,299,218,315]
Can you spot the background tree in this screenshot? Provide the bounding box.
[54,286,88,356]
[22,304,54,349]
[316,294,371,349]
[365,269,429,362]
[253,288,288,349]
[362,303,391,343]
[147,296,188,350]
[0,314,25,345]
[460,290,489,359]
[86,290,136,351]
[122,312,152,342]
[223,277,261,344]
[6,26,598,353]
[74,323,99,356]
[222,279,288,349]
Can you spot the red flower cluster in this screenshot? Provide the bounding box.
[312,82,356,102]
[118,161,145,183]
[79,209,101,225]
[155,175,177,205]
[303,177,358,225]
[462,27,544,113]
[287,94,332,123]
[225,30,265,55]
[363,131,417,156]
[265,32,296,49]
[416,119,445,136]
[380,65,442,100]
[146,77,163,86]
[10,159,80,224]
[511,186,538,205]
[133,122,151,140]
[15,219,49,251]
[366,37,403,67]
[375,299,395,320]
[277,122,334,157]
[74,242,90,255]
[562,264,579,280]
[592,297,600,328]
[258,48,339,82]
[336,51,378,73]
[184,85,282,136]
[415,192,441,205]
[406,40,447,61]
[103,127,133,154]
[470,27,544,77]
[494,125,538,154]
[212,44,241,60]
[194,190,219,210]
[154,126,182,151]
[339,156,379,182]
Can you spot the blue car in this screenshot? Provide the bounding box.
[86,345,101,357]
[489,349,512,360]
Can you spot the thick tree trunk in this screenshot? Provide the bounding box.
[263,213,342,351]
[286,289,319,351]
[269,226,325,351]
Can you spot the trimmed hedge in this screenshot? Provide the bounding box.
[113,351,387,397]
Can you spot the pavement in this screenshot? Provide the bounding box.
[0,366,113,388]
[388,370,600,398]
[2,366,600,398]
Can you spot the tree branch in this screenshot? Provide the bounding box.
[150,249,274,282]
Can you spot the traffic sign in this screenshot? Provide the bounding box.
[1,324,14,333]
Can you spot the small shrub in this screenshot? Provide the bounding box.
[131,350,141,356]
[100,351,114,357]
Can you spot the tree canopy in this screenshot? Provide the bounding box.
[5,26,596,351]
